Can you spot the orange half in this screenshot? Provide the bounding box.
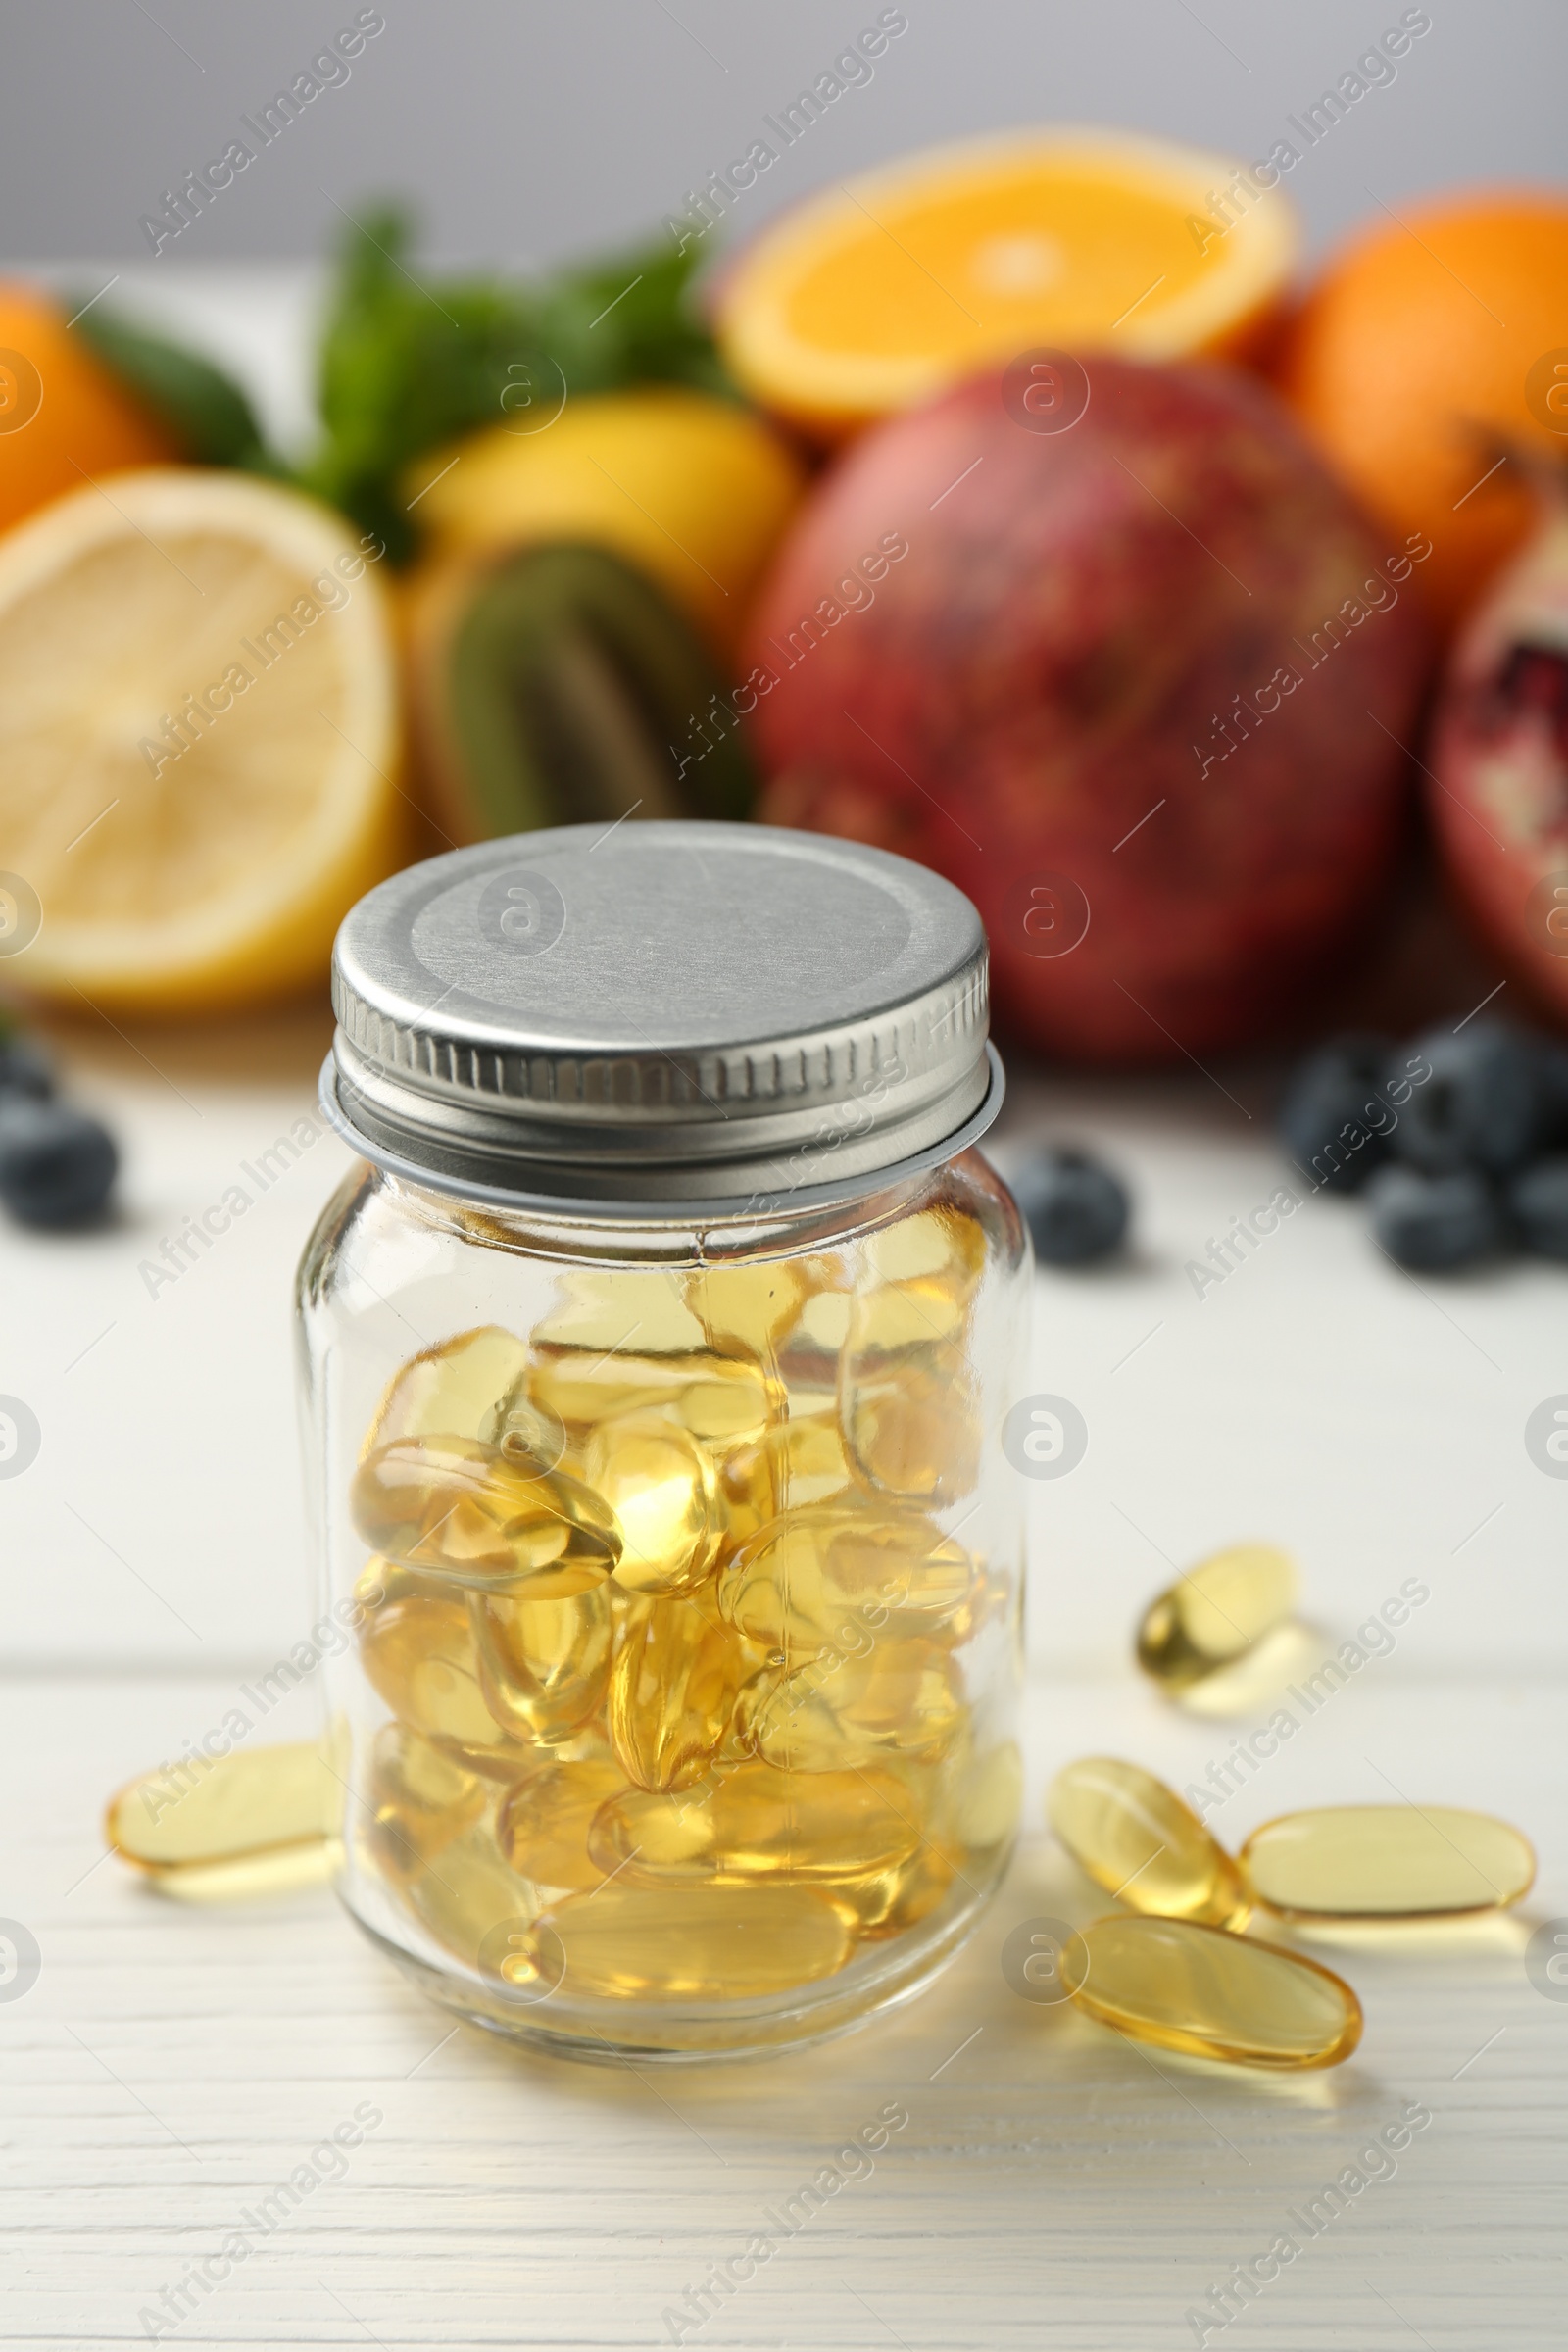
[716,127,1298,438]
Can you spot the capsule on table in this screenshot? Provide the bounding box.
[364,1323,530,1451]
[351,1433,620,1595]
[367,1723,485,1879]
[467,1582,612,1745]
[738,1638,965,1773]
[606,1592,757,1790]
[1136,1543,1298,1692]
[1240,1805,1536,1920]
[1061,1915,1362,2069]
[359,1587,535,1772]
[587,1759,921,1893]
[1048,1757,1250,1930]
[585,1412,720,1597]
[105,1740,336,1892]
[513,1882,856,2001]
[400,1816,544,1975]
[497,1756,627,1892]
[719,1504,972,1661]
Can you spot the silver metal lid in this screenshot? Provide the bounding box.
[323,822,999,1217]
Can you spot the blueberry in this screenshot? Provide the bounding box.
[0,1099,118,1227]
[1278,1033,1394,1194]
[0,1034,53,1101]
[1389,1021,1565,1175]
[1013,1148,1129,1266]
[1507,1155,1568,1260]
[1367,1165,1503,1271]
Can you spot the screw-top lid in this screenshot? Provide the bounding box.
[322,822,1000,1217]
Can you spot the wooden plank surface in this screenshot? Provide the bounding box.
[5,1669,1563,2350]
[3,1015,1566,2348]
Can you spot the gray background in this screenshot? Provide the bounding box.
[1,0,1563,269]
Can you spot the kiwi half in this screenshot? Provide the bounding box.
[416,540,756,841]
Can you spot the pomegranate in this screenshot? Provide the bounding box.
[1428,490,1568,1028]
[744,357,1432,1062]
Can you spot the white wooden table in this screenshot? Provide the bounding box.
[4,1006,1566,2351]
[3,270,1566,2346]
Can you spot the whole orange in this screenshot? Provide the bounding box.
[1274,190,1568,637]
[0,282,175,535]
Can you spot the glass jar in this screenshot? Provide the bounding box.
[298,822,1029,2062]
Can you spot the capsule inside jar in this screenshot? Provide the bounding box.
[335,1212,1013,2015]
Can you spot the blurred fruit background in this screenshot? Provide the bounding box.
[3,15,1566,1099]
[0,4,1565,1295]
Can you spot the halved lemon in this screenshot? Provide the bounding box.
[716,127,1298,438]
[0,466,403,1014]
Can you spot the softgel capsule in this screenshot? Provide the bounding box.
[1241,1805,1535,1920]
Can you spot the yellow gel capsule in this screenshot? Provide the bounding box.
[401,1818,544,1973]
[586,1413,720,1597]
[531,1346,772,1445]
[587,1759,920,1888]
[1136,1543,1297,1690]
[840,1269,981,1506]
[106,1740,335,1882]
[515,1882,855,2001]
[492,1390,571,1477]
[467,1583,612,1745]
[704,1411,851,1561]
[776,1416,855,1508]
[739,1638,964,1772]
[942,1739,1023,1854]
[525,1270,773,1437]
[532,1266,710,1360]
[1241,1805,1536,1920]
[719,1505,972,1660]
[364,1323,530,1452]
[497,1756,626,1891]
[773,1285,853,1401]
[1061,1915,1363,2070]
[355,1554,445,1612]
[710,1432,778,1555]
[675,1366,778,1446]
[849,1841,956,1939]
[351,1434,620,1595]
[1048,1757,1250,1930]
[685,1259,811,1353]
[367,1723,485,1879]
[944,1563,1019,1649]
[864,1205,986,1291]
[607,1592,756,1790]
[360,1590,534,1771]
